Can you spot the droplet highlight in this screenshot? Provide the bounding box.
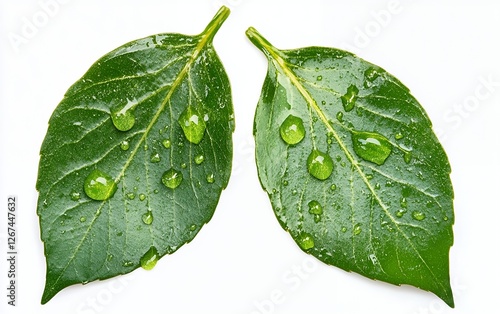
[279,115,306,145]
[162,139,171,148]
[341,85,359,112]
[111,104,135,132]
[307,149,334,180]
[162,168,183,189]
[140,246,159,270]
[178,106,206,144]
[194,154,205,165]
[84,169,117,201]
[150,153,161,163]
[352,130,392,165]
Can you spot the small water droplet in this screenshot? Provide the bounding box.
[443,216,449,221]
[400,197,408,208]
[178,106,206,144]
[308,200,323,215]
[206,173,215,184]
[84,169,117,201]
[396,209,407,218]
[374,183,381,190]
[395,132,403,140]
[353,224,362,235]
[195,154,205,165]
[316,75,323,81]
[282,180,289,186]
[330,184,337,191]
[279,115,306,145]
[336,111,344,122]
[126,192,136,200]
[139,194,146,201]
[120,140,130,151]
[341,85,359,112]
[404,151,412,164]
[140,246,159,270]
[123,261,133,267]
[341,226,347,233]
[162,168,183,189]
[292,189,298,195]
[111,105,135,131]
[162,139,171,148]
[297,232,315,250]
[154,189,159,194]
[190,224,197,231]
[142,211,153,225]
[352,130,392,165]
[80,216,86,222]
[412,211,426,221]
[150,153,161,163]
[70,191,81,201]
[363,67,381,88]
[307,149,334,180]
[107,254,114,262]
[180,162,187,169]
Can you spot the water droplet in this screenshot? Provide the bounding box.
[400,197,408,208]
[341,85,359,112]
[143,144,149,151]
[178,106,206,144]
[279,115,306,145]
[195,154,205,165]
[162,139,171,148]
[412,211,426,221]
[297,232,315,250]
[126,192,136,200]
[70,191,81,201]
[139,194,146,201]
[336,111,344,122]
[140,246,159,270]
[292,189,298,195]
[190,224,197,231]
[107,254,114,262]
[307,149,334,180]
[282,179,289,186]
[316,75,323,81]
[111,105,135,132]
[162,168,183,189]
[395,132,403,140]
[443,216,449,221]
[142,211,153,225]
[154,189,159,194]
[341,226,347,233]
[374,183,381,190]
[206,173,215,183]
[396,209,407,218]
[330,184,337,191]
[150,153,161,163]
[80,216,86,222]
[404,151,412,164]
[84,169,117,201]
[353,224,362,235]
[120,140,130,151]
[352,130,392,165]
[363,67,381,88]
[308,200,323,215]
[123,261,133,267]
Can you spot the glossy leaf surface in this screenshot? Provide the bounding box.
[247,27,454,307]
[36,7,234,304]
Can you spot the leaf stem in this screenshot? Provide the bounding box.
[245,27,282,59]
[202,6,231,43]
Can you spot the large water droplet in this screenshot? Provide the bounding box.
[84,169,117,201]
[280,115,305,145]
[142,211,153,225]
[307,149,334,180]
[178,106,206,144]
[297,232,315,250]
[341,85,359,112]
[140,246,159,270]
[412,211,426,221]
[162,168,183,189]
[352,130,392,165]
[111,104,135,132]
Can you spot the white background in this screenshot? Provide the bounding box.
[1,0,499,313]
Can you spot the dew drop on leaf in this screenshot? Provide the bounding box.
[341,84,359,112]
[139,194,146,201]
[279,114,305,145]
[194,154,205,165]
[70,191,81,201]
[363,67,381,88]
[79,216,86,223]
[396,209,407,218]
[142,211,153,225]
[162,139,171,149]
[178,106,206,144]
[395,132,404,140]
[352,130,392,165]
[150,152,161,163]
[404,151,413,164]
[206,173,215,183]
[353,224,362,235]
[336,111,344,122]
[297,232,315,250]
[126,192,135,200]
[111,106,135,132]
[307,149,334,180]
[140,246,159,270]
[83,169,117,201]
[120,140,130,151]
[308,200,323,215]
[412,211,426,221]
[161,168,183,189]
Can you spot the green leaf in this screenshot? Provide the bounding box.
[247,27,455,307]
[36,6,234,304]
